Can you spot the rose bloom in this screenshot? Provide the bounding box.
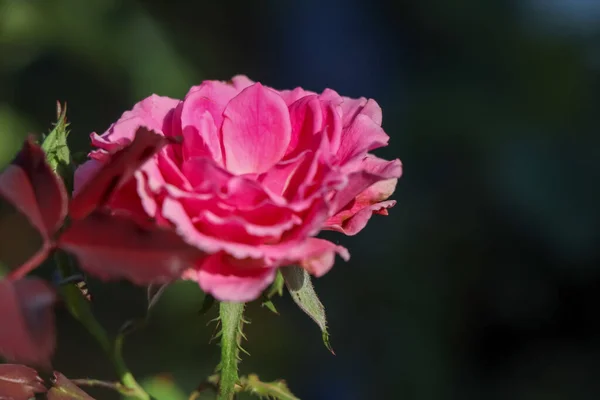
[75,76,402,301]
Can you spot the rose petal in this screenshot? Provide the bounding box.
[0,364,46,400]
[92,95,180,148]
[278,87,317,106]
[222,83,292,174]
[73,159,103,197]
[326,199,397,236]
[184,252,276,302]
[285,95,323,158]
[179,92,224,164]
[230,75,255,91]
[320,89,382,127]
[336,114,390,166]
[280,238,350,277]
[70,127,168,220]
[0,278,56,369]
[58,212,203,285]
[183,80,240,128]
[330,155,402,215]
[181,157,232,191]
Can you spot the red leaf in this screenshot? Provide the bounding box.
[0,278,57,369]
[0,364,46,400]
[0,196,49,276]
[58,212,204,285]
[0,137,68,277]
[69,127,169,220]
[1,136,68,238]
[47,373,95,400]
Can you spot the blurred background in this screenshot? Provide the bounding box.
[1,0,600,399]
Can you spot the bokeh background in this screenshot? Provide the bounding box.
[1,0,600,399]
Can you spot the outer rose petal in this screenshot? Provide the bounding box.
[222,83,292,175]
[70,127,169,220]
[280,238,350,277]
[73,159,103,197]
[183,80,240,128]
[278,87,317,106]
[0,137,68,238]
[92,94,179,148]
[325,199,396,236]
[336,114,390,167]
[184,252,276,302]
[330,156,402,215]
[320,89,383,127]
[58,212,204,285]
[230,75,255,91]
[0,278,56,369]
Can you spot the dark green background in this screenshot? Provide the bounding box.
[1,0,599,399]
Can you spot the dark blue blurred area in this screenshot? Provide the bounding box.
[1,0,600,399]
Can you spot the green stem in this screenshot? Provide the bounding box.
[218,302,245,400]
[55,251,149,400]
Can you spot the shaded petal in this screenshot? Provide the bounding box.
[330,155,402,215]
[285,95,323,158]
[157,150,191,189]
[326,199,396,236]
[178,92,224,164]
[321,100,343,155]
[0,278,56,369]
[258,151,309,197]
[181,157,232,191]
[70,127,168,220]
[184,253,276,302]
[162,197,262,258]
[222,83,292,174]
[193,209,301,244]
[337,114,390,166]
[279,238,350,277]
[73,159,102,197]
[320,89,382,126]
[0,364,46,400]
[58,212,203,285]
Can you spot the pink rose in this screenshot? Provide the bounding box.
[75,76,402,301]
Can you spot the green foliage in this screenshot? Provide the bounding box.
[141,375,188,400]
[282,266,334,354]
[199,293,216,315]
[261,270,285,315]
[240,375,300,400]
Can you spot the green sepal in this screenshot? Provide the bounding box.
[41,101,73,192]
[282,266,334,354]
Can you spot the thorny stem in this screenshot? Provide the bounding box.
[217,302,246,400]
